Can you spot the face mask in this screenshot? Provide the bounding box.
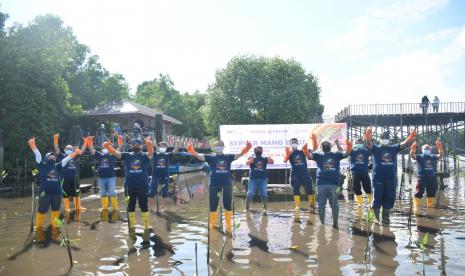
[290,143,298,149]
[102,148,109,155]
[46,154,56,164]
[132,147,141,153]
[254,151,262,157]
[159,147,167,153]
[423,150,431,155]
[214,146,224,154]
[322,144,331,153]
[355,144,364,149]
[380,139,390,146]
[65,149,73,155]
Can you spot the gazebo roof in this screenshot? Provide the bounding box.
[83,100,182,125]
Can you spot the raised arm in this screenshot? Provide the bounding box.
[342,140,353,158]
[144,138,154,159]
[435,139,443,158]
[267,156,275,164]
[187,143,205,162]
[400,129,416,150]
[103,141,122,159]
[87,136,96,155]
[61,148,81,167]
[28,137,42,164]
[173,140,180,154]
[364,127,373,150]
[410,141,417,160]
[303,142,313,160]
[80,136,89,153]
[246,156,254,165]
[283,146,291,162]
[311,133,318,151]
[335,139,343,151]
[53,133,60,155]
[116,135,124,151]
[233,141,252,160]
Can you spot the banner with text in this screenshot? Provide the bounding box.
[220,123,348,169]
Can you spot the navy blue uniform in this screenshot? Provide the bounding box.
[95,152,116,178]
[121,152,150,212]
[247,156,270,201]
[37,160,63,213]
[414,154,439,198]
[149,152,173,198]
[205,154,235,212]
[289,150,313,196]
[349,148,372,195]
[58,153,80,198]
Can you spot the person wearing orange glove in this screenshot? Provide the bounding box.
[187,140,251,234]
[103,137,154,233]
[366,127,416,225]
[284,138,315,211]
[410,139,443,210]
[87,136,123,211]
[306,134,352,229]
[28,137,81,236]
[245,146,274,214]
[349,138,372,207]
[54,133,88,212]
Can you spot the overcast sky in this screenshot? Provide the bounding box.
[2,0,465,115]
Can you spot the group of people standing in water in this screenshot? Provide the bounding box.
[28,126,443,237]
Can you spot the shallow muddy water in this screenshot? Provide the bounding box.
[1,170,465,275]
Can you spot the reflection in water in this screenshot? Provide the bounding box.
[1,172,465,275]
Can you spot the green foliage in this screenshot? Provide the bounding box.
[203,55,324,135]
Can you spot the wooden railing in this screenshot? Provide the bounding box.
[336,102,465,120]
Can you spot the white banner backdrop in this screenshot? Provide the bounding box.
[220,123,348,169]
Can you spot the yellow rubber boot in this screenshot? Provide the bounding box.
[128,212,136,229]
[35,213,45,231]
[413,196,421,207]
[224,211,233,234]
[50,211,60,230]
[63,198,70,212]
[111,197,119,210]
[427,197,435,209]
[367,194,373,205]
[101,197,109,210]
[141,212,150,230]
[76,197,86,212]
[101,209,109,222]
[294,195,301,210]
[356,195,363,206]
[308,194,315,209]
[209,212,217,230]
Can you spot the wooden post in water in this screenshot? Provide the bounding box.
[0,129,3,184]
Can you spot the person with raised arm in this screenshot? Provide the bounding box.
[307,134,352,228]
[348,138,373,207]
[365,127,416,225]
[103,137,154,233]
[187,140,251,234]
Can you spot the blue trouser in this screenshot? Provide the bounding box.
[290,172,313,196]
[149,175,169,198]
[317,185,339,212]
[415,176,437,198]
[38,193,62,213]
[247,178,268,200]
[98,177,116,197]
[127,185,149,212]
[209,183,232,212]
[372,178,397,209]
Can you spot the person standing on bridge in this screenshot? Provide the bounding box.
[53,133,87,213]
[28,137,81,236]
[365,128,416,225]
[103,137,154,233]
[410,139,443,211]
[86,135,123,212]
[349,138,373,207]
[187,140,252,234]
[283,138,315,212]
[245,146,274,214]
[432,96,440,113]
[308,134,352,228]
[149,140,180,212]
[421,95,430,114]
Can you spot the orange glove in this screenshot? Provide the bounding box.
[345,140,353,153]
[246,157,254,165]
[364,127,372,141]
[302,143,309,156]
[310,133,318,151]
[144,138,154,155]
[268,157,275,164]
[284,146,291,162]
[53,133,59,146]
[240,141,252,155]
[87,136,94,147]
[435,140,443,156]
[69,148,81,159]
[406,129,417,142]
[187,143,198,155]
[410,141,417,154]
[28,137,37,150]
[117,135,123,146]
[103,141,117,155]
